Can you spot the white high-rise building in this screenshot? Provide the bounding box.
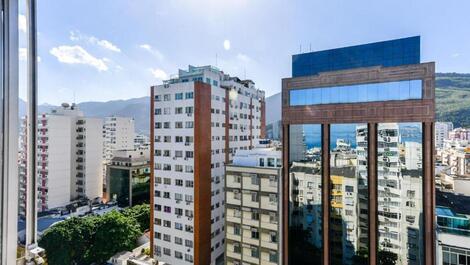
[151,65,265,265]
[377,123,423,265]
[435,122,453,149]
[103,116,135,161]
[19,103,104,212]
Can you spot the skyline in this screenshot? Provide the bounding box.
[18,0,470,105]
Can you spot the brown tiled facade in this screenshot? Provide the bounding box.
[282,62,435,265]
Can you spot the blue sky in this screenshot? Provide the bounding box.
[19,0,470,105]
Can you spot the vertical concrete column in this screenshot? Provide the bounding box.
[368,123,377,265]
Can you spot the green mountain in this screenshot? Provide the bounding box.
[436,73,470,128]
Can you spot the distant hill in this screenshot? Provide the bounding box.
[19,97,150,135]
[436,73,470,128]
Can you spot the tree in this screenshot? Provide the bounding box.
[122,203,150,232]
[87,211,141,264]
[39,216,98,265]
[39,205,146,265]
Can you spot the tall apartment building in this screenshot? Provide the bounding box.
[282,36,435,265]
[151,65,265,265]
[225,142,282,265]
[19,103,103,212]
[435,122,453,149]
[103,116,135,161]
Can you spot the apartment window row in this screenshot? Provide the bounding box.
[155,163,194,173]
[155,177,194,187]
[155,106,194,116]
[155,92,194,102]
[154,135,194,144]
[155,245,194,262]
[155,220,194,233]
[154,206,194,217]
[155,149,194,159]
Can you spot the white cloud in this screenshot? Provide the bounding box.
[149,68,168,80]
[452,53,461,58]
[50,45,108,71]
[69,31,121,52]
[19,14,26,33]
[223,39,231,50]
[139,44,164,60]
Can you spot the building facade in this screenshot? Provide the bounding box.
[436,206,470,265]
[435,122,453,149]
[225,144,282,265]
[449,128,470,141]
[19,104,104,212]
[103,117,135,161]
[151,65,265,265]
[106,149,150,207]
[282,36,435,265]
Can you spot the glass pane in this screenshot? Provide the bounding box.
[329,124,369,265]
[377,123,423,265]
[289,80,423,106]
[289,124,322,263]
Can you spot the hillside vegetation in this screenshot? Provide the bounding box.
[436,73,470,128]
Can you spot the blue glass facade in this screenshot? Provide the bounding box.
[290,79,422,106]
[292,36,420,77]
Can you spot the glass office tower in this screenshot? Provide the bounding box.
[282,36,435,265]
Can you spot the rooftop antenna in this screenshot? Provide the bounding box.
[299,44,302,53]
[215,53,218,67]
[309,43,312,52]
[244,67,246,80]
[73,90,76,104]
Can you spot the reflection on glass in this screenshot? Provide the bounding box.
[289,124,322,264]
[329,124,369,265]
[289,79,422,106]
[377,123,423,265]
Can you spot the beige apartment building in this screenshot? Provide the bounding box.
[225,143,282,265]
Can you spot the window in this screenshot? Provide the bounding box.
[185,240,193,248]
[251,192,259,202]
[185,106,193,114]
[290,79,423,106]
[175,237,182,245]
[269,251,278,263]
[270,231,277,242]
[175,251,183,259]
[155,108,161,115]
[251,174,259,185]
[185,92,194,99]
[251,210,259,220]
[233,243,241,254]
[186,180,194,187]
[251,247,259,258]
[185,254,193,262]
[233,224,241,235]
[163,248,171,256]
[251,228,259,239]
[163,234,171,242]
[175,179,183,186]
[175,92,183,100]
[175,107,183,114]
[185,121,194,128]
[163,94,171,101]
